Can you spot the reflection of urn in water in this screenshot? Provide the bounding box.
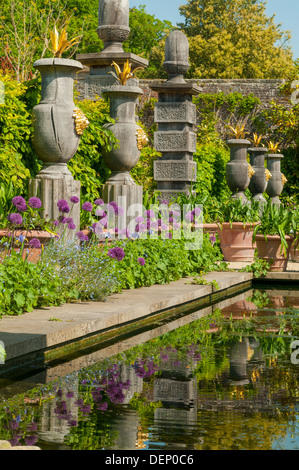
[102,84,148,185]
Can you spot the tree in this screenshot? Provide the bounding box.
[178,0,293,79]
[0,0,84,81]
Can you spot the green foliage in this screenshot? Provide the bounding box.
[113,233,224,291]
[179,0,293,79]
[192,142,231,201]
[0,250,77,315]
[252,201,294,255]
[69,98,117,203]
[240,258,272,278]
[217,198,261,225]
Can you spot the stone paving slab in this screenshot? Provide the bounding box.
[0,271,252,362]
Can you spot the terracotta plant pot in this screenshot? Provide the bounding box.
[217,222,257,262]
[290,244,299,262]
[0,230,55,263]
[255,233,293,272]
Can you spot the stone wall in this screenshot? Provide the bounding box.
[75,74,289,133]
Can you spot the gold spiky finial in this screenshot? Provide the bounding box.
[267,141,280,153]
[227,124,249,139]
[49,25,81,58]
[109,59,144,85]
[250,133,264,147]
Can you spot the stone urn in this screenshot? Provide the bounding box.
[248,147,268,203]
[226,139,251,203]
[32,58,87,180]
[266,153,285,205]
[102,84,146,185]
[30,58,89,236]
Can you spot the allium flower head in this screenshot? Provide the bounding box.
[57,199,70,213]
[68,222,76,230]
[108,247,125,261]
[70,196,79,204]
[82,201,93,212]
[28,197,42,209]
[75,231,89,241]
[94,198,104,206]
[7,213,23,225]
[12,196,26,207]
[29,238,41,248]
[137,257,145,266]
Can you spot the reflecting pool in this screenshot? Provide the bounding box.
[0,286,298,450]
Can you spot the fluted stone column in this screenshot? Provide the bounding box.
[150,31,200,203]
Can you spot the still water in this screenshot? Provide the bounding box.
[0,286,298,450]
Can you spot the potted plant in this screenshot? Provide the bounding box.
[252,200,294,271]
[216,197,260,262]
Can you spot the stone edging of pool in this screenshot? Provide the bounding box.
[0,271,253,370]
[1,267,299,373]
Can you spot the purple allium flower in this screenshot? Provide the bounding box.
[75,231,89,242]
[57,199,68,209]
[209,234,216,246]
[185,211,194,222]
[95,208,106,218]
[193,207,202,217]
[108,246,125,261]
[99,217,108,227]
[29,238,41,249]
[53,220,59,227]
[7,213,23,225]
[70,196,79,204]
[28,197,42,209]
[82,201,93,212]
[137,257,145,266]
[17,203,28,213]
[65,217,73,224]
[144,209,155,219]
[68,222,76,230]
[56,199,70,213]
[12,196,26,207]
[94,198,104,206]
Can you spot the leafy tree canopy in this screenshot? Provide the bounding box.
[178,0,293,78]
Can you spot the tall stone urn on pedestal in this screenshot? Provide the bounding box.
[101,84,148,232]
[29,58,89,236]
[266,153,286,205]
[248,147,269,203]
[226,139,251,203]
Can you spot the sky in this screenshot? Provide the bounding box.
[135,0,299,60]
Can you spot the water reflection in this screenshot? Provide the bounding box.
[0,287,298,450]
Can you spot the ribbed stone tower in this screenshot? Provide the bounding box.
[150,31,200,203]
[76,0,148,98]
